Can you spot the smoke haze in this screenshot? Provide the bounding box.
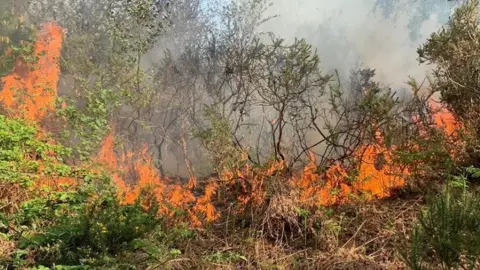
[144,0,459,177]
[260,0,456,89]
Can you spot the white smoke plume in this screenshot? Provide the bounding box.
[148,0,459,176]
[103,0,460,177]
[259,0,457,89]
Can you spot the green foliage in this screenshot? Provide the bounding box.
[393,126,456,187]
[400,173,480,269]
[56,88,121,160]
[0,115,71,187]
[131,223,196,267]
[194,105,246,171]
[0,2,35,77]
[325,68,409,166]
[204,251,248,264]
[0,115,163,268]
[12,179,161,267]
[418,0,480,133]
[257,37,331,162]
[258,37,328,104]
[26,0,170,162]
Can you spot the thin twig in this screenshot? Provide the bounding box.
[275,249,309,262]
[393,196,423,220]
[341,220,366,249]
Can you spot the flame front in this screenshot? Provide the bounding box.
[0,20,463,227]
[96,129,220,225]
[96,104,458,224]
[292,132,408,207]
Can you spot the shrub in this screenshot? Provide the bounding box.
[13,178,161,267]
[399,172,480,269]
[0,115,163,268]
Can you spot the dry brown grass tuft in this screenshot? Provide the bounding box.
[260,194,304,245]
[0,183,29,214]
[314,248,383,270]
[0,236,15,263]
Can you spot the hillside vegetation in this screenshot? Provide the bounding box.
[1,0,480,269]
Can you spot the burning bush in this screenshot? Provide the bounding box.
[418,0,480,167]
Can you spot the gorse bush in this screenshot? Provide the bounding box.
[0,115,165,268]
[399,6,480,267]
[399,173,480,269]
[418,0,480,124]
[418,0,480,168]
[55,88,121,160]
[14,181,161,267]
[0,115,72,212]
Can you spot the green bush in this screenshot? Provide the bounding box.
[399,173,480,269]
[0,115,164,268]
[13,180,161,267]
[0,1,35,77]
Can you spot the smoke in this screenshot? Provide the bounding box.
[22,0,459,178]
[143,0,459,176]
[259,0,456,90]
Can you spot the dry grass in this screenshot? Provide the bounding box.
[156,195,424,270]
[0,236,15,268]
[260,194,304,245]
[0,183,29,214]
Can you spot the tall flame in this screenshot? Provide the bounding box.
[1,22,63,121]
[0,22,76,193]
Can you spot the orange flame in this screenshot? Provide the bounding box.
[7,21,460,225]
[292,133,408,207]
[354,142,406,200]
[0,22,76,193]
[96,129,222,226]
[430,100,459,136]
[1,22,63,121]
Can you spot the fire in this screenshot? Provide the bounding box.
[292,132,408,207]
[1,22,63,121]
[0,18,464,227]
[0,22,78,193]
[430,100,459,136]
[96,99,458,225]
[96,129,221,226]
[293,158,352,206]
[92,96,463,226]
[97,131,163,205]
[353,131,407,200]
[97,132,129,195]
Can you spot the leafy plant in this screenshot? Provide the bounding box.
[56,88,121,160]
[399,174,480,269]
[205,251,248,264]
[0,114,164,268]
[0,115,73,215]
[194,105,247,171]
[0,2,35,77]
[14,181,161,266]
